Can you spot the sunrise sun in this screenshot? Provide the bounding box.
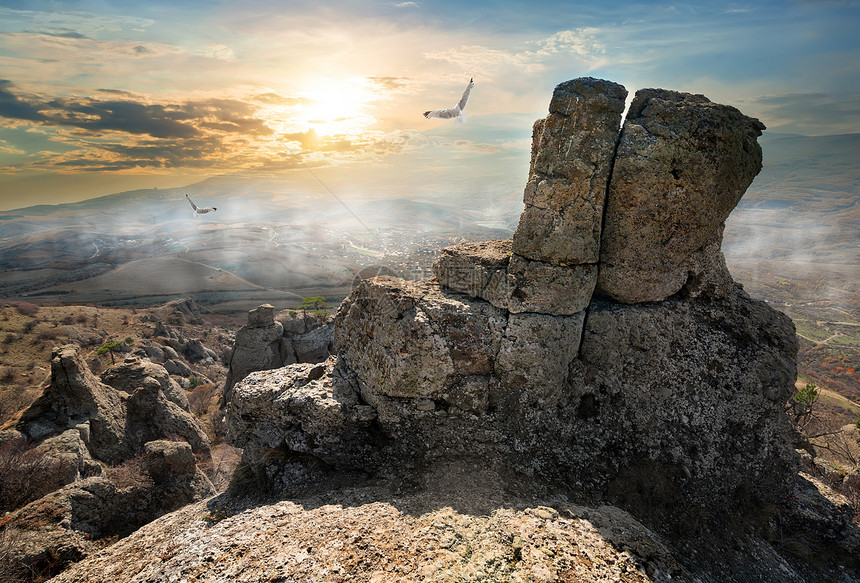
[297,77,378,138]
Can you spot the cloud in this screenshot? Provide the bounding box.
[0,80,46,122]
[752,92,860,135]
[394,2,419,7]
[0,79,411,176]
[366,76,413,93]
[452,139,502,154]
[0,81,275,139]
[0,139,26,155]
[424,27,610,76]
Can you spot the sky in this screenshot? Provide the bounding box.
[0,0,859,211]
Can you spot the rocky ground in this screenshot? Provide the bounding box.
[46,468,860,583]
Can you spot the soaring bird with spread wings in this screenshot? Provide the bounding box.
[423,78,474,124]
[185,194,216,218]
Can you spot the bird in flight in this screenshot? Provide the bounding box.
[424,78,474,124]
[185,194,216,218]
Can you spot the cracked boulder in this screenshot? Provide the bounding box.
[597,88,766,303]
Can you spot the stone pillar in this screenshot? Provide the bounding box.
[597,89,765,303]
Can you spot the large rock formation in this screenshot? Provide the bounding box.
[51,78,858,582]
[597,89,766,302]
[222,303,334,402]
[508,77,628,315]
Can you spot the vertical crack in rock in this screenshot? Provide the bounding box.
[593,105,627,284]
[596,88,766,303]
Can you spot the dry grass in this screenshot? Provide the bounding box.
[0,529,35,583]
[0,437,68,515]
[105,454,153,491]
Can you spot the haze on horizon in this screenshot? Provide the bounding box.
[0,0,859,212]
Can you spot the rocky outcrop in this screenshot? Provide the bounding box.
[277,309,335,363]
[222,303,334,402]
[15,345,129,463]
[100,357,190,411]
[0,440,213,582]
[222,304,285,402]
[15,346,210,463]
[75,78,860,583]
[47,489,701,583]
[597,89,766,303]
[1,345,214,578]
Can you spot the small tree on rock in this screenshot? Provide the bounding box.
[96,340,122,365]
[299,296,331,315]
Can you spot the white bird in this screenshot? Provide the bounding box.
[185,194,216,218]
[423,78,474,124]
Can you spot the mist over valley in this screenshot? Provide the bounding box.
[1,131,858,409]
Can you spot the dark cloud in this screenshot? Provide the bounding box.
[0,79,49,122]
[0,80,272,139]
[97,88,138,96]
[39,31,89,39]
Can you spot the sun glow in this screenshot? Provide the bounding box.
[295,78,378,138]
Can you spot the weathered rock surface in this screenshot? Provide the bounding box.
[101,357,190,411]
[2,345,214,579]
[0,441,213,582]
[48,473,859,583]
[226,358,377,487]
[512,77,627,265]
[433,239,512,307]
[597,88,766,303]
[15,345,211,463]
[222,304,334,403]
[506,254,596,315]
[16,345,128,463]
[334,277,506,418]
[222,304,284,402]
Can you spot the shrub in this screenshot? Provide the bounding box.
[0,386,39,425]
[124,337,134,345]
[198,444,241,493]
[299,296,331,313]
[0,437,67,514]
[0,368,14,383]
[75,313,88,324]
[2,333,15,345]
[36,329,57,342]
[787,383,819,427]
[21,320,37,334]
[106,455,152,490]
[187,382,217,417]
[10,302,39,318]
[0,528,34,583]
